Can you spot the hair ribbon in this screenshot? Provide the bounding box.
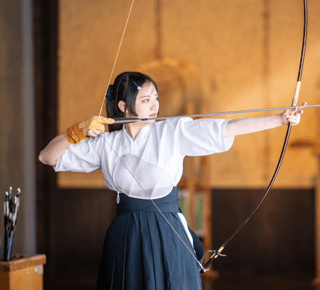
[106,85,114,101]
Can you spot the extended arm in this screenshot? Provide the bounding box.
[225,102,305,138]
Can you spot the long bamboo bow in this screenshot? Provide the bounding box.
[98,0,308,275]
[200,0,308,273]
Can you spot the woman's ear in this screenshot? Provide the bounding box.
[118,101,127,113]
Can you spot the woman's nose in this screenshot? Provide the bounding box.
[151,101,158,110]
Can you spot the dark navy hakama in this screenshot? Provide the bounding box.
[96,187,204,290]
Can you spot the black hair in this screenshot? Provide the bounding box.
[106,72,159,132]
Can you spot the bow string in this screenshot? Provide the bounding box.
[200,0,308,273]
[98,0,308,275]
[98,0,206,272]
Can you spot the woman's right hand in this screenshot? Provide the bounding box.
[80,116,114,137]
[65,116,114,144]
[39,116,114,166]
[85,129,104,137]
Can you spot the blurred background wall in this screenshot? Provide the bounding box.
[57,0,320,189]
[1,0,320,289]
[0,0,36,256]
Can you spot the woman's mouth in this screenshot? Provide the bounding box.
[149,113,157,118]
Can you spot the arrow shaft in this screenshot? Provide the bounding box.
[111,103,317,124]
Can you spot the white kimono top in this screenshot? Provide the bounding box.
[54,117,234,245]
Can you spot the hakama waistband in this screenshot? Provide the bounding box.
[116,186,180,215]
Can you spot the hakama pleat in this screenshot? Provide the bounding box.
[97,187,204,290]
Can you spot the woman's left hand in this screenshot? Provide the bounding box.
[282,102,307,126]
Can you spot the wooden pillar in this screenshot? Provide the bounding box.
[186,103,196,230]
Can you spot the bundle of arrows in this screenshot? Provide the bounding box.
[2,187,21,261]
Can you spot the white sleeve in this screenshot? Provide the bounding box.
[174,117,234,157]
[54,136,102,173]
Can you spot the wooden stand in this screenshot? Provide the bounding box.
[0,254,46,290]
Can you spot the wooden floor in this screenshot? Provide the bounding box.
[204,272,317,290]
[49,271,317,290]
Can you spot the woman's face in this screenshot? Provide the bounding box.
[133,82,159,120]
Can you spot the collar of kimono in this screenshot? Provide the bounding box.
[98,0,308,274]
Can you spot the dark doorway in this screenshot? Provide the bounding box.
[211,188,315,274]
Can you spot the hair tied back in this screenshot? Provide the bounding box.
[106,85,115,101]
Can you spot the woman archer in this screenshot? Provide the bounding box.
[39,71,305,290]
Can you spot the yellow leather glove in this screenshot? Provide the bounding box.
[65,116,114,144]
[79,116,114,132]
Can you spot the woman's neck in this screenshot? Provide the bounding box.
[124,122,146,141]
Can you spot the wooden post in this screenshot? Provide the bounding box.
[186,103,196,230]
